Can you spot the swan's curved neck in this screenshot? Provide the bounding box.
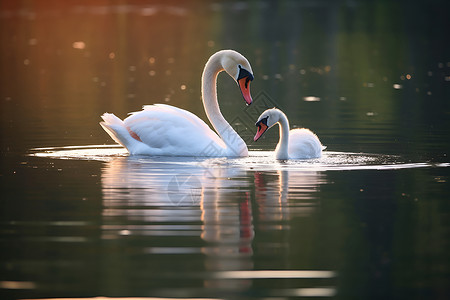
[276,112,290,159]
[202,53,246,156]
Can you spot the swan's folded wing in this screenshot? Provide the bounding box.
[124,105,226,154]
[141,104,212,130]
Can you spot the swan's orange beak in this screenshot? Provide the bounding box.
[238,76,253,106]
[254,122,268,142]
[237,66,254,106]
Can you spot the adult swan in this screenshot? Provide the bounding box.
[100,50,254,157]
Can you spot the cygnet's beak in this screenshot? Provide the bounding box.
[254,120,268,142]
[237,67,254,106]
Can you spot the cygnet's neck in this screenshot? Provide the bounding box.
[275,111,290,160]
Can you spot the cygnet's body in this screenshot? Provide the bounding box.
[254,108,325,159]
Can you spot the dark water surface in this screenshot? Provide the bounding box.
[1,1,450,299]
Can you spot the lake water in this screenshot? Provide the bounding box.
[1,1,449,299]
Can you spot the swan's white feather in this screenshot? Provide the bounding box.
[100,113,137,150]
[122,104,226,156]
[101,105,231,156]
[285,128,323,159]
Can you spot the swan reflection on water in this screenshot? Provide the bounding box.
[29,145,447,296]
[100,154,328,292]
[100,155,326,227]
[100,155,326,235]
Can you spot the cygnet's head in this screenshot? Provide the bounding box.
[254,108,283,141]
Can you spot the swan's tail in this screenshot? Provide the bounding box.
[100,113,137,152]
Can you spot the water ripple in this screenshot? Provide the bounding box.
[29,145,450,171]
